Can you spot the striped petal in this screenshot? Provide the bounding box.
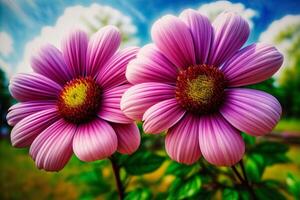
[126,44,178,85]
[121,83,175,120]
[221,43,283,87]
[143,98,186,134]
[220,88,282,136]
[112,123,140,154]
[165,114,202,165]
[29,119,76,171]
[62,30,88,77]
[7,101,56,126]
[198,113,245,166]
[11,108,60,147]
[208,12,250,67]
[151,15,195,69]
[97,47,139,89]
[179,9,213,64]
[86,26,121,77]
[73,118,118,162]
[31,44,72,85]
[9,73,62,102]
[98,84,133,124]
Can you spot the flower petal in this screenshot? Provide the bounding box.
[98,84,133,124]
[73,118,118,162]
[7,101,56,126]
[143,98,186,134]
[11,108,60,148]
[221,43,283,87]
[179,9,213,64]
[151,15,195,69]
[220,89,282,136]
[86,26,121,77]
[121,83,175,120]
[31,44,72,85]
[208,12,250,67]
[9,73,61,102]
[126,44,178,85]
[111,123,140,154]
[165,114,201,165]
[62,30,88,77]
[198,113,245,166]
[29,119,76,171]
[97,47,139,89]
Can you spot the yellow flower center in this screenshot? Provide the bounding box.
[57,77,101,124]
[62,82,88,107]
[187,75,215,104]
[175,65,225,114]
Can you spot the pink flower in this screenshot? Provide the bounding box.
[121,10,283,166]
[7,26,140,171]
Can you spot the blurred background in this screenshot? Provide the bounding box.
[0,0,299,199]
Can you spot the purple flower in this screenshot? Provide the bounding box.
[7,26,140,171]
[121,10,283,166]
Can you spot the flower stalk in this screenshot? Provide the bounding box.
[109,157,125,200]
[231,160,257,200]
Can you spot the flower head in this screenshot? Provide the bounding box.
[121,10,283,166]
[7,26,140,171]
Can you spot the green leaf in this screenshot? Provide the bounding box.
[123,151,165,175]
[239,189,251,200]
[222,188,239,200]
[112,152,129,166]
[251,141,289,154]
[168,177,182,195]
[255,183,286,200]
[248,141,290,166]
[286,173,300,200]
[245,154,265,182]
[125,188,152,200]
[263,154,290,166]
[198,190,214,199]
[168,176,201,200]
[242,133,256,146]
[166,162,195,177]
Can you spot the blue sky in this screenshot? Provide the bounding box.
[0,0,299,75]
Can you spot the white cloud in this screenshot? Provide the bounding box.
[0,32,14,57]
[259,15,300,79]
[0,58,12,78]
[198,0,258,28]
[16,3,139,74]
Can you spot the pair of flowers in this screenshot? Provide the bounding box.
[7,9,283,171]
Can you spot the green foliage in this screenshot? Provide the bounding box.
[286,173,300,200]
[0,69,12,135]
[222,188,239,200]
[275,119,300,132]
[252,141,289,154]
[276,25,300,118]
[125,188,152,200]
[167,175,201,200]
[246,141,290,182]
[120,151,165,175]
[245,154,265,182]
[255,181,287,200]
[166,162,195,177]
[242,133,256,146]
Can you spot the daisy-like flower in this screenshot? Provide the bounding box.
[7,26,140,171]
[121,10,283,166]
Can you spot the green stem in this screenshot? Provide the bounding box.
[109,157,124,200]
[231,165,244,184]
[239,160,257,200]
